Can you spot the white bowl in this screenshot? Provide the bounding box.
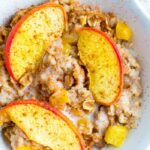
[0,0,150,150]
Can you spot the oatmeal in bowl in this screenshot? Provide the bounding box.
[0,0,142,150]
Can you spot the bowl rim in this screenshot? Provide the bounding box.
[134,0,150,20]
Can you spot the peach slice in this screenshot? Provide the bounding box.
[0,100,85,150]
[5,3,67,81]
[77,27,123,105]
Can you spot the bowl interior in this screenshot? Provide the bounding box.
[0,0,150,150]
[80,1,150,150]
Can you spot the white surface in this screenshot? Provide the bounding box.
[139,0,150,16]
[0,0,150,150]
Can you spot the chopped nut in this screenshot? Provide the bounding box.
[109,17,117,28]
[118,114,128,124]
[43,54,56,65]
[108,105,115,116]
[82,99,95,112]
[64,75,74,89]
[46,78,59,92]
[19,73,33,86]
[87,17,100,27]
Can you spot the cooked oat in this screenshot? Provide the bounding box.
[0,0,142,149]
